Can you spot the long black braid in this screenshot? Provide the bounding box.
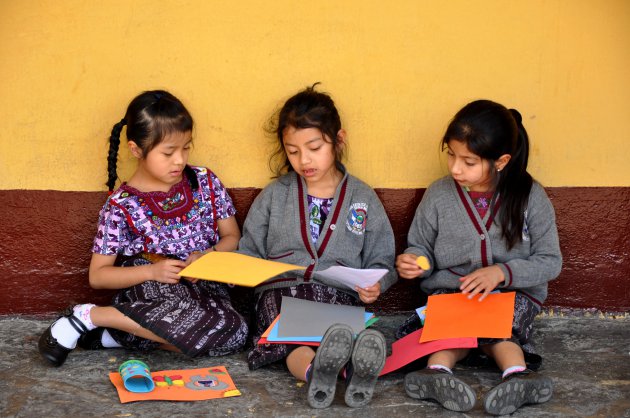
[107,118,127,192]
[105,90,195,192]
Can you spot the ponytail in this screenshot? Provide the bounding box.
[496,108,533,249]
[106,118,127,192]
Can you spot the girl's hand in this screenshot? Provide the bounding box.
[356,282,381,304]
[396,253,425,279]
[185,251,206,266]
[150,259,187,284]
[182,251,208,284]
[459,265,505,301]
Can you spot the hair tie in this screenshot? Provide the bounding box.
[509,108,522,125]
[120,118,127,126]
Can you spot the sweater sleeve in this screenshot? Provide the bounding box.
[361,192,398,293]
[497,184,562,289]
[404,185,439,278]
[237,186,272,259]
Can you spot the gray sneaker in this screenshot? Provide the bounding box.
[344,329,387,408]
[483,370,553,416]
[306,323,354,409]
[405,368,476,412]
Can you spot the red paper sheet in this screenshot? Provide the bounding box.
[380,328,477,376]
[420,292,515,343]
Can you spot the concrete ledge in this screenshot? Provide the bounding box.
[2,314,629,417]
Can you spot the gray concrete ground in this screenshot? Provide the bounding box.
[0,313,629,418]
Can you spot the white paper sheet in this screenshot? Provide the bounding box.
[315,266,388,291]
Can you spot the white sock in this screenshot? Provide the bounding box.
[101,329,123,348]
[427,364,453,374]
[502,365,527,379]
[73,304,97,329]
[50,304,97,349]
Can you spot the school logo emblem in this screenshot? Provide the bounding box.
[346,203,368,235]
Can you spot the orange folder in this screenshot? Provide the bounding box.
[419,292,515,343]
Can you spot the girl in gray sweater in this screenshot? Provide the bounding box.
[239,84,397,409]
[396,100,561,415]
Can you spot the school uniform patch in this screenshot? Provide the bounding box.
[346,203,368,235]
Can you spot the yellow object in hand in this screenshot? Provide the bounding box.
[416,256,430,270]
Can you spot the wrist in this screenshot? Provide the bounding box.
[494,264,506,284]
[145,263,155,281]
[203,245,217,255]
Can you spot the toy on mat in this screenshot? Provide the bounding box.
[119,359,155,393]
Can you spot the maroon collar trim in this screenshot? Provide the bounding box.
[317,178,348,258]
[454,180,489,267]
[297,176,349,279]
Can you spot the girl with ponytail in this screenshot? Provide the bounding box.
[396,100,561,415]
[39,90,248,367]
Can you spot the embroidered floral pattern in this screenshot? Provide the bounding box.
[468,191,494,219]
[93,166,236,258]
[307,195,333,244]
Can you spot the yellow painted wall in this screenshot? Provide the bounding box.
[1,0,629,190]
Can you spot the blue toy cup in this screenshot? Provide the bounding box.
[119,359,155,393]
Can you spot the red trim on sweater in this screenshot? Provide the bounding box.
[503,263,514,287]
[455,182,489,267]
[297,179,316,280]
[317,178,348,258]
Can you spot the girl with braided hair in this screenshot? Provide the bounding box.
[39,90,248,366]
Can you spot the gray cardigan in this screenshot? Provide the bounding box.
[238,170,397,297]
[405,175,562,306]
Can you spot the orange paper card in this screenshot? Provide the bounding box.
[419,292,515,343]
[109,366,240,403]
[178,252,305,287]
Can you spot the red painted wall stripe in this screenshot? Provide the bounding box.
[1,187,629,315]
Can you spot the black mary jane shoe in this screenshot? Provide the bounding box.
[38,310,88,367]
[78,328,105,350]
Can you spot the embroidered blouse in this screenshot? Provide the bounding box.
[468,190,495,219]
[307,195,333,244]
[92,166,236,259]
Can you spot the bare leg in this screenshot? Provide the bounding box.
[89,306,181,352]
[427,348,470,368]
[286,346,316,381]
[481,341,526,370]
[482,342,552,415]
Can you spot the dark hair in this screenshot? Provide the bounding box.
[441,99,533,249]
[106,90,195,191]
[267,83,346,176]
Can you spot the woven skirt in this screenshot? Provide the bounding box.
[107,256,248,357]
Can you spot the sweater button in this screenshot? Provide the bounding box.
[330,224,336,230]
[310,259,315,265]
[480,234,485,240]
